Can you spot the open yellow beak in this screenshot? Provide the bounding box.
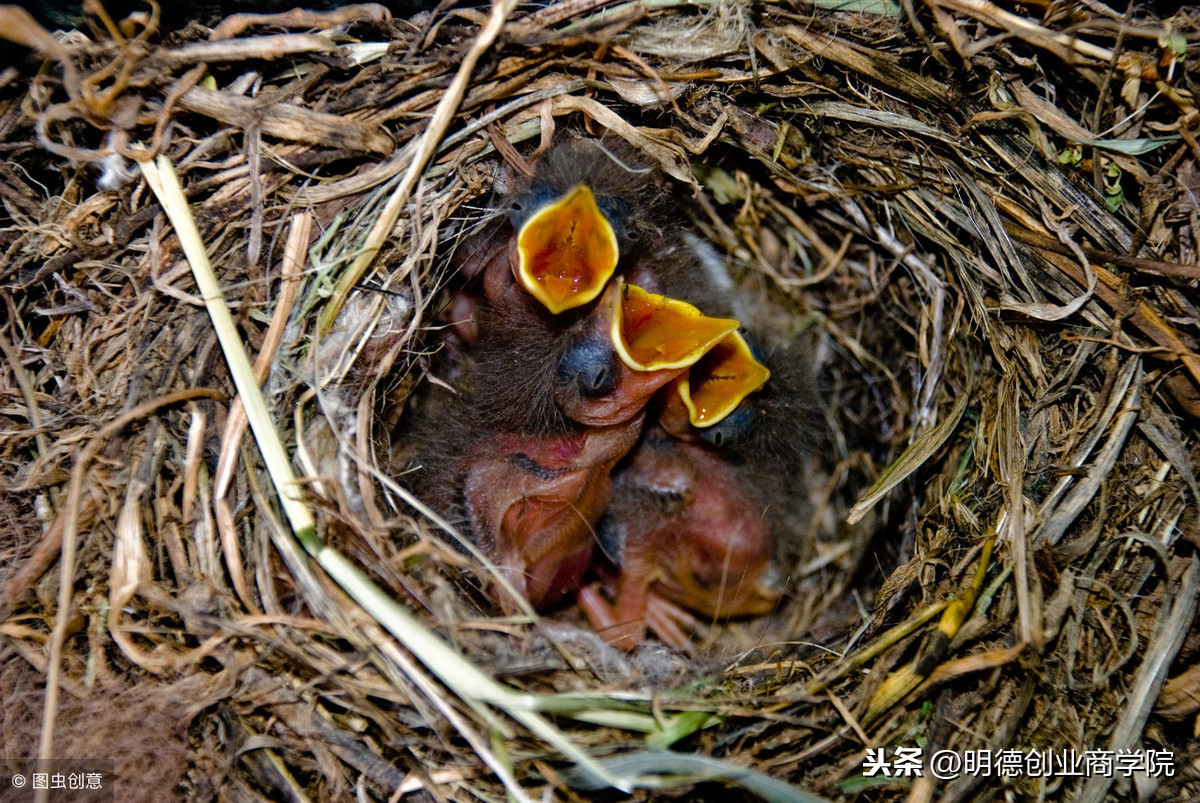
[610,282,740,372]
[676,331,771,427]
[514,185,618,314]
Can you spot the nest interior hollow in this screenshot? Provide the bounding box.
[1,1,1199,801]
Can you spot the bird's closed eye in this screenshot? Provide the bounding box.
[558,338,620,398]
[700,404,755,449]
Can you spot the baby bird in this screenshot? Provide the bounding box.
[405,138,738,611]
[578,434,783,651]
[449,138,730,433]
[578,238,816,650]
[461,415,644,610]
[576,341,813,650]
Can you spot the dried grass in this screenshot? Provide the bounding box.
[1,0,1198,800]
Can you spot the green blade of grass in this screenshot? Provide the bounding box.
[565,750,830,803]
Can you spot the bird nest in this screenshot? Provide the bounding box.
[1,1,1198,801]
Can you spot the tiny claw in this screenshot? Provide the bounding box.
[676,331,771,427]
[578,583,645,651]
[610,282,739,372]
[514,185,618,314]
[644,594,704,654]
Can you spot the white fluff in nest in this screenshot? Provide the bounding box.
[621,0,749,62]
[98,133,136,191]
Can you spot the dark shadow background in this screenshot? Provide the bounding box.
[12,0,448,31]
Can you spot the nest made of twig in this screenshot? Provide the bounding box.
[1,1,1199,801]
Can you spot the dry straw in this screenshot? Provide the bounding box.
[0,1,1197,801]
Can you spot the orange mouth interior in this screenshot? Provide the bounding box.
[610,282,739,372]
[675,331,771,427]
[514,185,618,314]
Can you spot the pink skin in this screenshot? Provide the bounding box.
[451,247,686,610]
[578,438,782,651]
[559,280,691,427]
[655,385,694,439]
[464,415,644,611]
[448,218,729,616]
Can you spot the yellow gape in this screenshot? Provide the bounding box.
[514,185,619,314]
[675,331,771,427]
[608,282,739,372]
